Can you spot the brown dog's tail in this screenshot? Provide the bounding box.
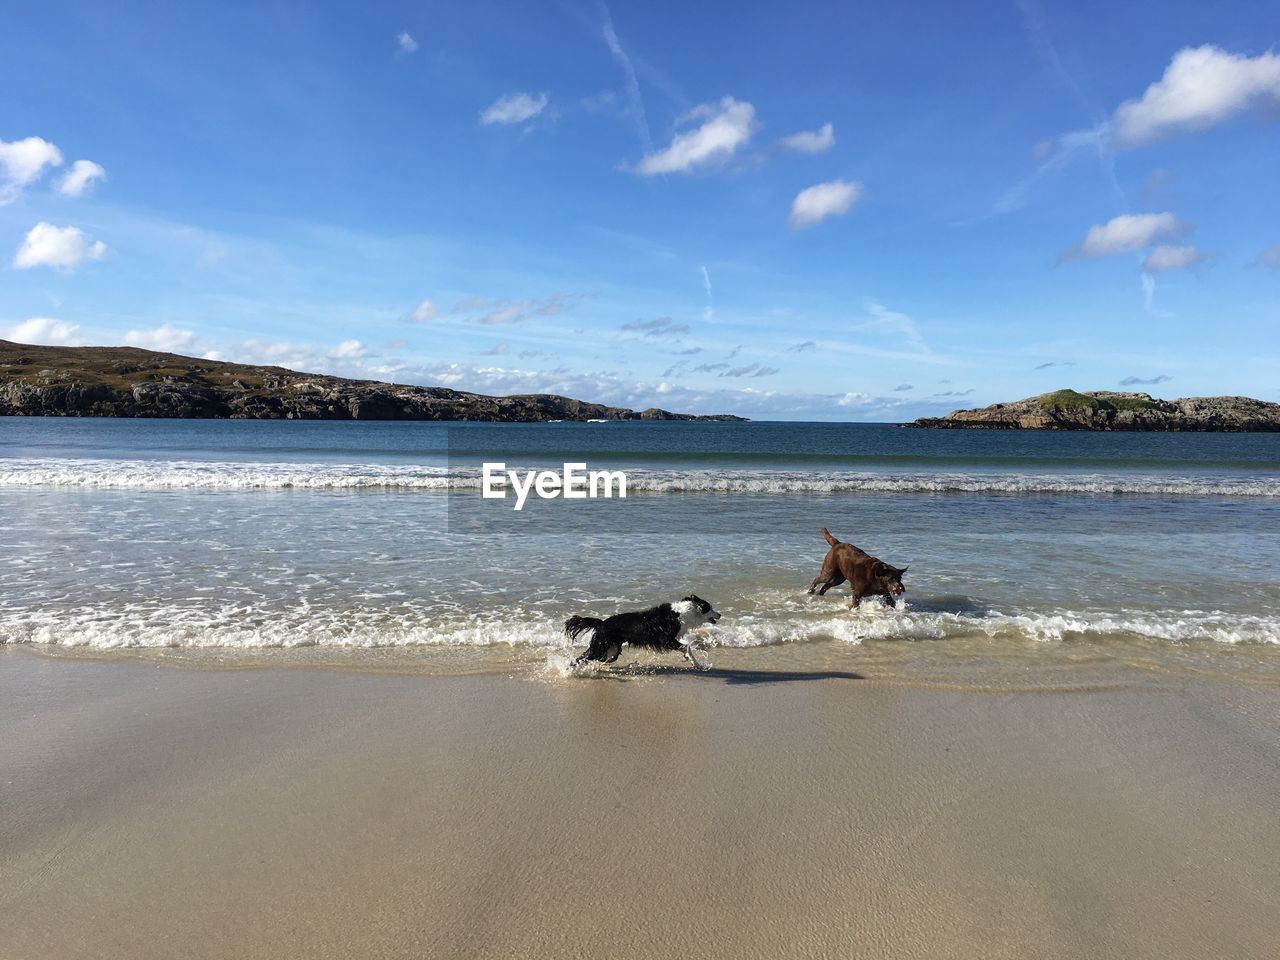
[820,527,840,546]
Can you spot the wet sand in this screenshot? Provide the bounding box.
[2,649,1278,960]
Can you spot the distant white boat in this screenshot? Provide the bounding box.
[586,418,610,423]
[547,419,563,423]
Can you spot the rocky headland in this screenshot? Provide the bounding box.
[0,341,746,422]
[909,389,1280,431]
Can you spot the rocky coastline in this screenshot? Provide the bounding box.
[0,341,746,422]
[908,389,1280,431]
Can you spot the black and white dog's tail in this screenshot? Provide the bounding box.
[563,615,604,641]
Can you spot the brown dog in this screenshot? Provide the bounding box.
[807,528,908,609]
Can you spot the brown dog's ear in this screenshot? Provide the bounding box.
[897,565,909,576]
[873,561,888,577]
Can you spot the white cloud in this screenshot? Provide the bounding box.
[231,341,311,366]
[480,92,549,126]
[788,179,862,230]
[634,97,756,175]
[1254,243,1280,270]
[329,339,367,360]
[1063,212,1188,260]
[397,31,418,54]
[0,136,64,204]
[1111,45,1280,147]
[123,324,197,353]
[1141,243,1208,273]
[780,122,835,154]
[837,391,874,408]
[406,299,437,324]
[2,316,82,345]
[13,222,108,270]
[58,159,106,197]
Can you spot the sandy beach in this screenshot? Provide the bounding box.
[3,649,1277,960]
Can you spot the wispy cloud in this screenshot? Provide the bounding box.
[1252,243,1280,270]
[620,316,690,338]
[633,97,756,175]
[598,2,652,154]
[1142,168,1171,197]
[779,122,835,154]
[719,362,779,379]
[453,294,573,325]
[1119,374,1171,386]
[786,341,816,353]
[893,383,913,392]
[1141,243,1208,273]
[789,180,862,230]
[985,126,1106,219]
[58,159,106,197]
[861,301,929,352]
[405,299,437,324]
[396,31,418,54]
[1034,360,1076,370]
[480,92,549,126]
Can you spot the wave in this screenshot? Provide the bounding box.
[2,458,1278,497]
[3,602,1276,650]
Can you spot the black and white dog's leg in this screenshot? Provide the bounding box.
[683,642,708,671]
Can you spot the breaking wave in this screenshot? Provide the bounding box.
[3,602,1276,650]
[2,458,1278,497]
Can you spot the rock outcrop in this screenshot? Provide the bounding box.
[909,389,1280,431]
[0,341,747,422]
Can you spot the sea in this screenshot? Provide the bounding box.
[2,417,1278,687]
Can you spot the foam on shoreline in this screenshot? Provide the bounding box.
[3,457,1278,497]
[3,601,1276,650]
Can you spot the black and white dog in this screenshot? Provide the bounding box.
[565,596,721,670]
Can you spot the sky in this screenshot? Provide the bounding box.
[2,0,1278,421]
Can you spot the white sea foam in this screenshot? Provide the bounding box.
[2,458,1278,497]
[3,601,1275,650]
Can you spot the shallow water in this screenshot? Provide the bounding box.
[2,419,1278,686]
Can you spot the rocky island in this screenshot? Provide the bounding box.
[909,389,1280,431]
[0,340,746,422]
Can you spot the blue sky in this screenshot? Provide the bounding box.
[2,0,1278,420]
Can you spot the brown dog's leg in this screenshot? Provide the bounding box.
[816,575,845,596]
